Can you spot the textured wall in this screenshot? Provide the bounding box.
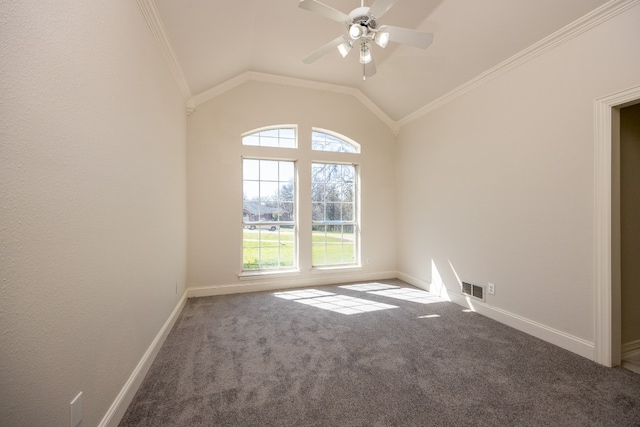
[396,4,640,347]
[0,1,187,426]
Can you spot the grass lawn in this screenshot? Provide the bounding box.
[243,229,354,269]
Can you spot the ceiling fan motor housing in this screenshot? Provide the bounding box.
[347,7,377,31]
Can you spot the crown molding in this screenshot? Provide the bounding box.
[141,0,637,126]
[192,71,396,130]
[397,0,640,128]
[137,0,192,109]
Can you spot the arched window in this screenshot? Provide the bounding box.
[311,129,360,153]
[242,126,296,148]
[241,126,360,273]
[242,127,296,271]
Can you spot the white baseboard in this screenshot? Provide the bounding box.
[396,272,432,292]
[622,339,640,359]
[398,271,595,361]
[191,269,594,359]
[103,270,598,427]
[448,293,594,360]
[187,270,397,298]
[99,291,188,427]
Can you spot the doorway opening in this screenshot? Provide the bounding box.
[594,84,640,367]
[619,102,640,374]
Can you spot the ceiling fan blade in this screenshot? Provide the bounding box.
[379,25,434,49]
[303,36,346,64]
[364,58,377,78]
[298,0,349,24]
[368,0,396,19]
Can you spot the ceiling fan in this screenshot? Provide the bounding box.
[298,0,434,80]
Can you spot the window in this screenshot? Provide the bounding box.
[242,127,296,148]
[312,130,359,153]
[312,163,357,266]
[241,126,359,274]
[242,159,295,270]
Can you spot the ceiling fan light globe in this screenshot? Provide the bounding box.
[349,24,364,40]
[337,41,352,58]
[375,31,390,48]
[359,45,372,64]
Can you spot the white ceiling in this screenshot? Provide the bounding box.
[153,0,607,121]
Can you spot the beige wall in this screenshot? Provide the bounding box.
[0,1,187,426]
[187,81,397,290]
[396,4,640,345]
[621,103,640,346]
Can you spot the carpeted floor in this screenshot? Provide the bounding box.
[119,280,640,426]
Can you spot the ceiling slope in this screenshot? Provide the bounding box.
[146,0,612,122]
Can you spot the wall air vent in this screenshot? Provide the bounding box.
[461,281,485,302]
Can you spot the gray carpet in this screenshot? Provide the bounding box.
[119,280,640,426]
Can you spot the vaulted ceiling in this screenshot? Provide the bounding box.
[151,0,607,121]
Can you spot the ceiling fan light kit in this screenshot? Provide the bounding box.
[374,31,390,48]
[359,43,372,64]
[349,24,365,39]
[299,0,433,80]
[337,40,353,58]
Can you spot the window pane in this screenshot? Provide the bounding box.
[243,159,259,180]
[312,203,324,221]
[312,164,325,182]
[260,160,279,181]
[242,127,297,148]
[279,128,295,139]
[261,136,278,147]
[326,203,341,221]
[280,247,294,267]
[311,131,359,153]
[243,135,260,146]
[326,243,344,265]
[243,182,259,202]
[311,164,358,267]
[260,181,278,201]
[280,202,294,222]
[243,158,296,271]
[342,203,354,221]
[279,161,294,182]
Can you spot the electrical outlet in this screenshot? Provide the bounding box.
[70,392,83,427]
[366,257,372,265]
[488,283,495,295]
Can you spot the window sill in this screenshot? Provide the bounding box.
[310,265,362,275]
[238,269,300,281]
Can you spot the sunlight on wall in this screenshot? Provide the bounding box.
[431,259,450,301]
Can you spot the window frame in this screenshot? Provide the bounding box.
[241,126,299,274]
[242,125,297,149]
[239,125,362,277]
[311,128,361,153]
[311,161,359,268]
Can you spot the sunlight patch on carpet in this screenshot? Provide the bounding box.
[273,289,336,300]
[339,283,400,291]
[367,288,445,304]
[273,289,397,315]
[294,295,397,315]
